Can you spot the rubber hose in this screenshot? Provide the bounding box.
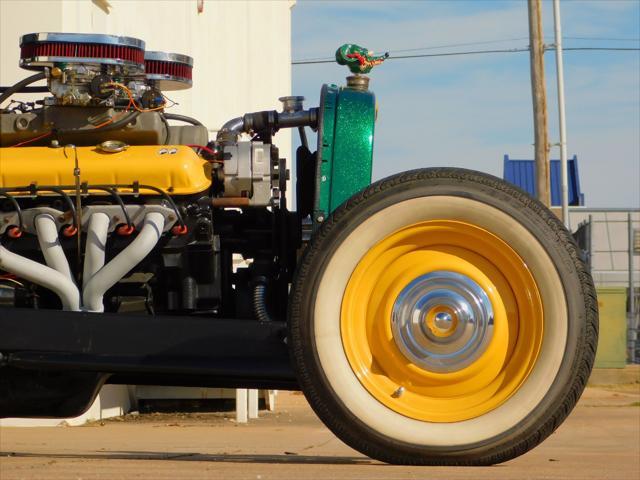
[0,72,46,106]
[160,112,171,144]
[253,281,273,323]
[0,86,48,94]
[163,113,204,126]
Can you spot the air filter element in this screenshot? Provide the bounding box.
[144,51,193,91]
[19,32,145,72]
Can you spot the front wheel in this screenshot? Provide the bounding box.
[289,168,597,465]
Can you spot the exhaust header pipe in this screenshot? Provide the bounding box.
[0,211,166,313]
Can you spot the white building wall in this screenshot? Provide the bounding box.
[1,0,294,426]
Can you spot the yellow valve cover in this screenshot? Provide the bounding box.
[0,145,211,195]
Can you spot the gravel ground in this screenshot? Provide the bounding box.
[0,385,638,480]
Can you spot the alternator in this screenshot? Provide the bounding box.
[222,141,278,207]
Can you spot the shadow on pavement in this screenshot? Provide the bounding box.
[1,451,375,465]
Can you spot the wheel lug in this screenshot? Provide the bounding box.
[391,386,405,398]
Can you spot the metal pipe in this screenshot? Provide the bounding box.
[629,213,636,363]
[275,109,318,129]
[82,213,110,289]
[570,208,640,213]
[553,0,570,228]
[298,127,309,150]
[216,108,319,143]
[216,117,245,143]
[0,245,80,311]
[83,212,165,312]
[34,214,74,283]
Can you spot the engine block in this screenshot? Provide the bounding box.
[0,30,312,319]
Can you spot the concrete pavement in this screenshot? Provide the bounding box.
[1,385,638,480]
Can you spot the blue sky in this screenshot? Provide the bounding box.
[291,0,640,208]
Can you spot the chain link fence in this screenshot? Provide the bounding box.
[571,209,640,364]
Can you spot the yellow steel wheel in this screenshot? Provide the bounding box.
[340,220,543,422]
[289,168,598,465]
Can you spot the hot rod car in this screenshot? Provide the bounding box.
[0,33,597,465]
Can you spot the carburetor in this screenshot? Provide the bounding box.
[18,33,192,108]
[20,32,148,107]
[1,33,198,148]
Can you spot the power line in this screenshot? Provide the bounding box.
[292,35,640,64]
[564,36,640,42]
[391,47,530,61]
[292,41,528,63]
[388,37,530,54]
[292,48,527,65]
[562,47,640,51]
[292,46,640,65]
[379,35,640,55]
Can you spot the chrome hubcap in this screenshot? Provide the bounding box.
[434,311,453,330]
[391,271,494,373]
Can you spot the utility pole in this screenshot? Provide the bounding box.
[553,0,570,228]
[528,0,550,206]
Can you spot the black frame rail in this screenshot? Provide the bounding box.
[0,308,296,389]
